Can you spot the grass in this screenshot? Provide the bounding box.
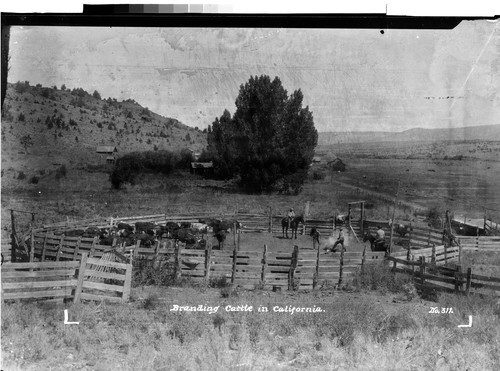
[2,286,499,371]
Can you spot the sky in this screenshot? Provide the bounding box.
[6,13,500,132]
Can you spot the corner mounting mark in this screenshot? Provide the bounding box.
[64,309,79,325]
[457,315,472,328]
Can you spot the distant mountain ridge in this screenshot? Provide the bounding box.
[318,124,500,145]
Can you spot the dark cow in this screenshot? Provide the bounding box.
[173,228,203,245]
[83,226,104,238]
[394,223,412,238]
[117,222,134,232]
[63,229,85,237]
[135,222,157,235]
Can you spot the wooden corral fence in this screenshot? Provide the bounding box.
[390,244,460,265]
[363,220,443,250]
[1,253,132,303]
[293,248,386,290]
[457,236,500,252]
[29,232,141,262]
[387,256,500,298]
[2,241,12,263]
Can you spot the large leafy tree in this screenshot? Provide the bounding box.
[208,75,318,193]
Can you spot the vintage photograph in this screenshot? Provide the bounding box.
[1,12,500,370]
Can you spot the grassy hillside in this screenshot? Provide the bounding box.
[1,81,207,186]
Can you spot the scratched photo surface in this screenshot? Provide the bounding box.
[2,21,500,370]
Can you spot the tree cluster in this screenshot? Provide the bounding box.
[110,149,194,189]
[206,75,318,193]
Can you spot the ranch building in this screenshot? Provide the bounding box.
[190,162,214,176]
[327,158,346,172]
[96,146,118,164]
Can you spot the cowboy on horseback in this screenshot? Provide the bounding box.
[375,225,385,250]
[287,208,295,229]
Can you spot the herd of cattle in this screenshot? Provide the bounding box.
[58,218,244,249]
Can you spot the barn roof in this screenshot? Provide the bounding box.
[96,146,118,153]
[191,162,213,169]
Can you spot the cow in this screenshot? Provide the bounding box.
[117,222,134,232]
[190,222,210,233]
[63,229,85,237]
[173,228,203,245]
[208,219,243,250]
[135,222,157,235]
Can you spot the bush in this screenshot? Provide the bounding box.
[29,176,39,184]
[353,261,413,294]
[312,170,325,180]
[132,259,174,287]
[55,165,67,179]
[17,171,26,180]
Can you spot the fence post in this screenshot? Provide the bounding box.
[41,232,48,262]
[431,244,436,265]
[261,244,268,288]
[454,265,463,293]
[269,206,273,233]
[419,256,426,285]
[361,245,367,275]
[237,229,241,251]
[338,244,345,288]
[233,223,237,249]
[73,252,88,303]
[55,236,64,261]
[465,268,472,295]
[313,241,320,289]
[174,242,182,282]
[444,243,448,263]
[231,243,237,285]
[122,261,132,303]
[408,223,412,251]
[30,228,35,262]
[458,240,462,265]
[90,237,97,257]
[205,243,212,283]
[288,245,298,291]
[73,237,81,261]
[426,230,431,248]
[392,257,397,271]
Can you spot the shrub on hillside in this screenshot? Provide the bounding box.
[353,261,413,294]
[17,171,26,180]
[29,176,39,184]
[312,170,325,180]
[178,148,194,169]
[55,165,67,179]
[110,150,179,189]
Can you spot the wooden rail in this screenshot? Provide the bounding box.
[387,256,500,298]
[1,253,132,303]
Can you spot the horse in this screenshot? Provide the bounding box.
[363,233,387,253]
[281,216,305,239]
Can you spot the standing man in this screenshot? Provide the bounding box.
[310,227,321,249]
[332,227,345,252]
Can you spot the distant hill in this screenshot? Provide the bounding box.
[1,81,207,167]
[318,124,500,145]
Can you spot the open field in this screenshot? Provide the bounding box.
[2,279,500,371]
[316,140,500,220]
